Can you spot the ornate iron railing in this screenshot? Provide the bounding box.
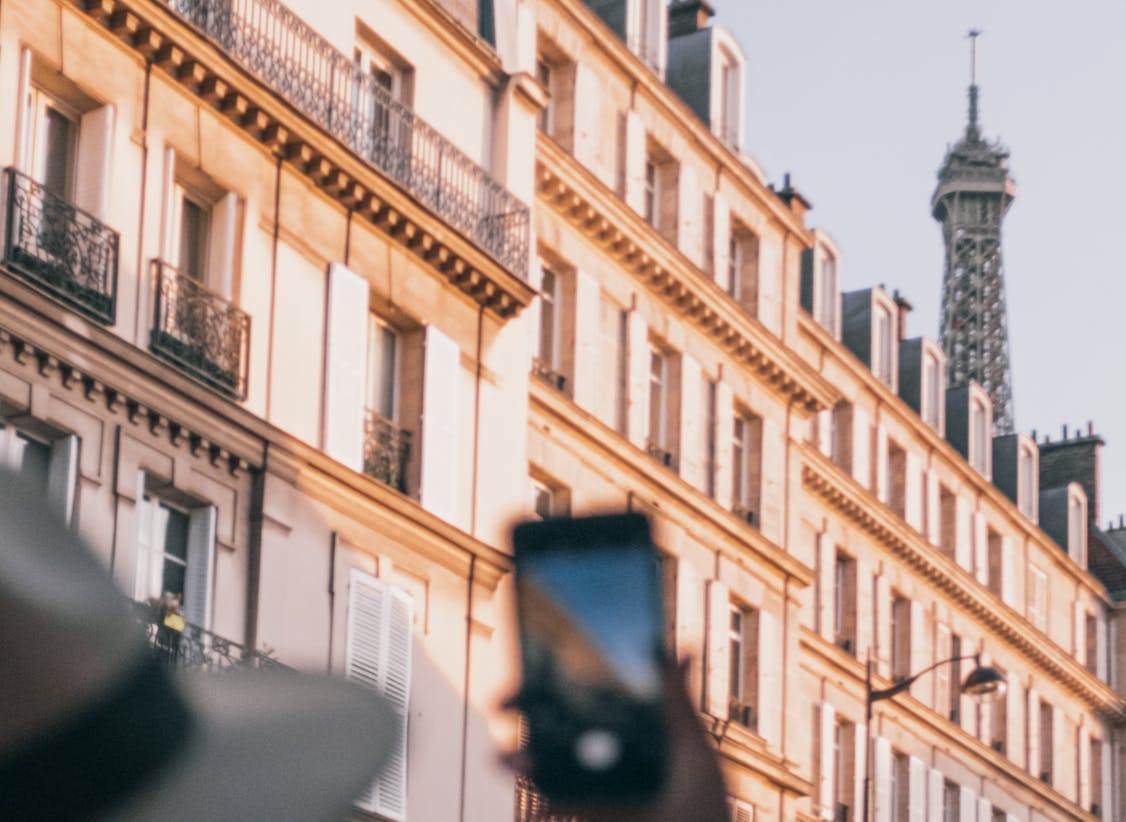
[135,602,290,672]
[150,260,251,400]
[364,408,412,493]
[2,167,118,324]
[165,0,530,277]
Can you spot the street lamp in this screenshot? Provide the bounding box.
[860,654,1006,822]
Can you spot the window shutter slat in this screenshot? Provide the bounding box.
[323,263,369,471]
[184,505,216,628]
[74,105,115,220]
[704,579,729,719]
[908,755,926,822]
[958,786,976,822]
[46,434,79,525]
[926,769,943,822]
[420,325,461,523]
[873,736,891,822]
[347,571,413,820]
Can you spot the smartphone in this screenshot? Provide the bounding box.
[512,512,668,802]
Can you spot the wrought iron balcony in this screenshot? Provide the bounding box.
[2,167,118,324]
[135,601,289,672]
[166,0,530,277]
[364,409,412,493]
[150,260,251,400]
[531,357,567,393]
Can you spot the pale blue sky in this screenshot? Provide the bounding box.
[711,1,1126,526]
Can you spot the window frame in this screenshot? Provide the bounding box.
[366,314,401,423]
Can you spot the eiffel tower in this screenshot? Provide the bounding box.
[932,31,1016,434]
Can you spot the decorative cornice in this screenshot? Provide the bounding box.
[801,627,1106,820]
[530,379,814,588]
[537,139,839,416]
[797,313,1112,603]
[71,0,534,318]
[800,446,1126,722]
[712,719,813,798]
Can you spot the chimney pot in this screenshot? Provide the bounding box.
[1062,424,1068,440]
[1121,514,1125,529]
[1088,420,1095,436]
[1030,428,1037,441]
[667,0,715,36]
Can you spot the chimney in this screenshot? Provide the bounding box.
[668,0,715,36]
[892,290,913,341]
[775,172,812,223]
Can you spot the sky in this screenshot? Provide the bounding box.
[710,1,1126,526]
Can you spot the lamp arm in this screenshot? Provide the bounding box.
[868,653,979,704]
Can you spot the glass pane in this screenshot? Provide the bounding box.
[164,507,190,562]
[43,107,76,198]
[179,198,209,281]
[19,436,50,495]
[538,269,556,364]
[366,319,397,419]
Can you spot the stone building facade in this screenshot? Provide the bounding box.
[0,0,1119,820]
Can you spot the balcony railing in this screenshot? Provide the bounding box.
[166,0,529,277]
[135,601,289,672]
[2,167,118,324]
[364,409,412,493]
[150,260,251,400]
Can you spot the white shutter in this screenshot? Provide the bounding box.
[757,608,780,747]
[958,786,975,822]
[676,163,700,265]
[972,512,988,585]
[712,192,730,287]
[1078,724,1090,810]
[934,623,951,717]
[704,579,729,718]
[13,48,32,174]
[420,325,461,522]
[572,63,600,170]
[729,799,754,822]
[1096,612,1108,681]
[678,354,703,488]
[1026,687,1040,778]
[184,505,216,627]
[323,263,369,471]
[908,756,926,822]
[873,736,891,822]
[852,721,867,817]
[904,451,922,531]
[0,425,27,471]
[674,557,703,703]
[908,600,925,698]
[135,496,170,604]
[851,406,871,488]
[874,575,890,674]
[714,381,734,510]
[347,571,413,821]
[208,191,238,298]
[626,310,649,448]
[623,111,647,215]
[47,434,79,525]
[1073,600,1086,663]
[572,269,601,413]
[999,536,1015,605]
[975,796,990,822]
[74,104,115,220]
[131,482,155,602]
[1004,679,1021,768]
[926,769,943,822]
[817,532,835,641]
[954,496,972,571]
[818,702,835,820]
[874,424,889,503]
[925,468,941,546]
[159,147,179,263]
[758,417,783,544]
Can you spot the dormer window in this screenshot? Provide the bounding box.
[716,45,742,148]
[921,351,942,430]
[633,0,667,76]
[970,397,988,474]
[1017,443,1038,520]
[1068,490,1087,567]
[873,303,894,386]
[817,254,838,335]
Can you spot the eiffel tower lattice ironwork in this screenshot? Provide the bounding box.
[932,30,1016,434]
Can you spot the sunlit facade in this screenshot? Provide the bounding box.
[0,0,1119,820]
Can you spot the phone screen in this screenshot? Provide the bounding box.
[513,514,667,800]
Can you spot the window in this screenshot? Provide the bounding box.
[533,266,563,388]
[1038,700,1053,783]
[731,409,762,524]
[1069,493,1086,565]
[643,154,658,228]
[0,426,50,494]
[948,633,962,722]
[887,440,906,517]
[635,0,664,73]
[717,50,740,147]
[983,527,1003,598]
[891,595,911,681]
[27,90,79,199]
[1091,738,1104,817]
[1028,565,1048,631]
[0,425,78,523]
[702,193,715,274]
[922,351,941,429]
[834,553,857,655]
[970,399,988,475]
[873,303,893,386]
[366,317,399,422]
[728,223,759,306]
[728,604,758,729]
[891,752,909,822]
[346,571,412,820]
[536,58,553,134]
[133,476,216,629]
[939,485,957,557]
[529,477,569,520]
[833,718,849,821]
[646,346,673,466]
[989,665,1007,754]
[943,780,959,822]
[177,194,210,281]
[1085,614,1099,675]
[1017,444,1037,519]
[818,254,838,335]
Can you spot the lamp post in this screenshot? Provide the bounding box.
[861,654,1006,822]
